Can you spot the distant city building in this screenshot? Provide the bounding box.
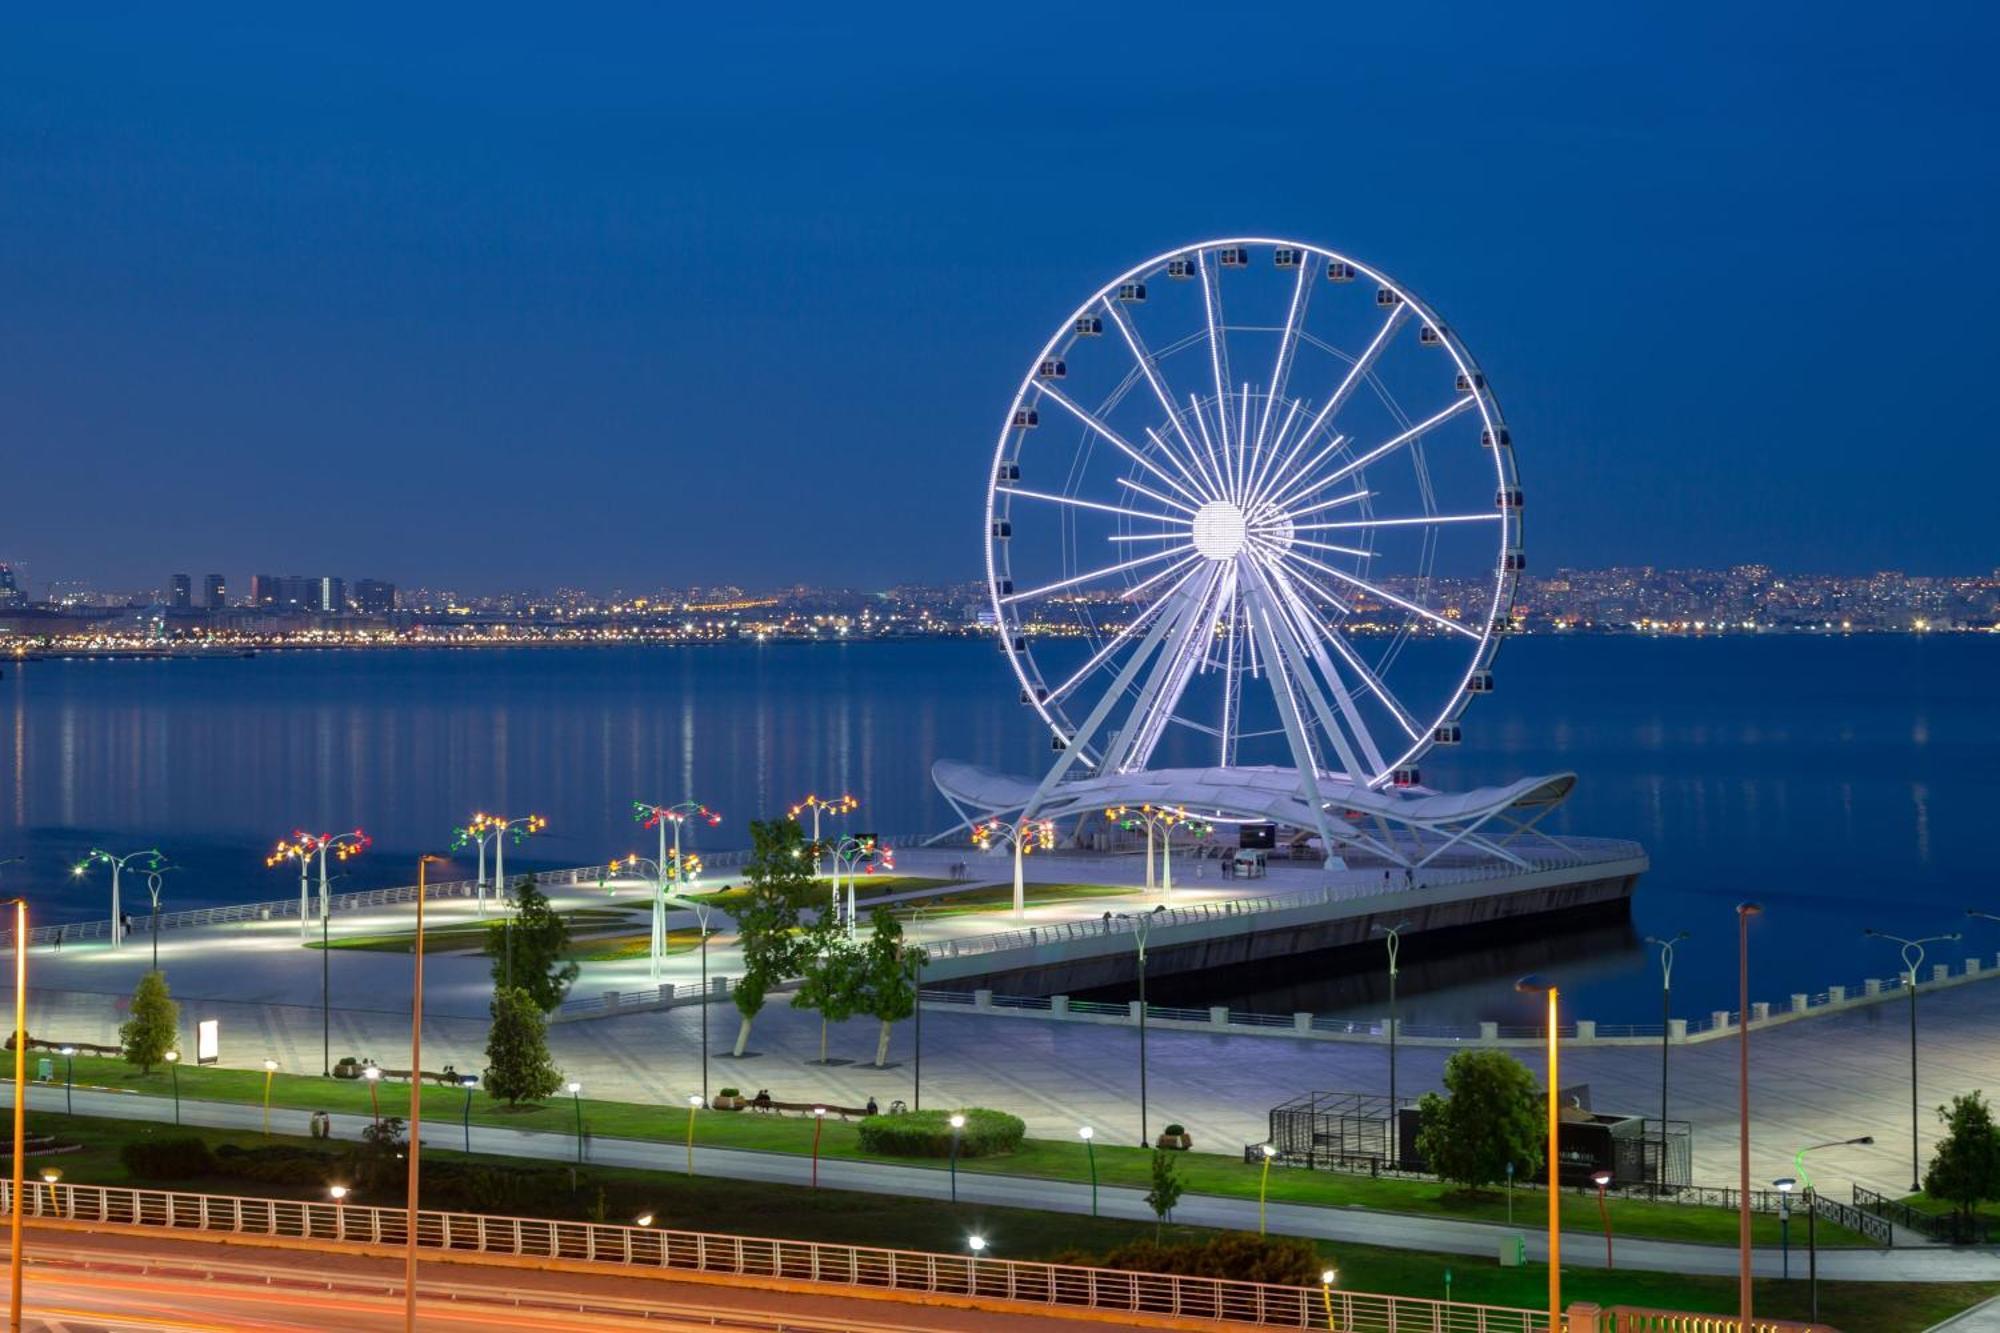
[203,573,227,609]
[169,573,192,610]
[319,576,346,614]
[351,578,397,614]
[0,564,23,607]
[249,574,281,608]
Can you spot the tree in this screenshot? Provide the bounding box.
[730,819,810,1056]
[1925,1091,2000,1234]
[857,908,921,1068]
[484,985,563,1105]
[1414,1049,1543,1193]
[120,970,179,1074]
[484,874,579,1014]
[1144,1149,1185,1241]
[791,914,867,1064]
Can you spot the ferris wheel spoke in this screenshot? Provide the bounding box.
[1197,252,1236,490]
[999,544,1195,605]
[1119,548,1206,603]
[1249,549,1351,615]
[1255,259,1314,468]
[1244,398,1304,506]
[1292,513,1502,532]
[1116,477,1200,516]
[1276,547,1483,641]
[1254,562,1380,779]
[1279,488,1373,523]
[1034,381,1210,507]
[1287,536,1375,559]
[1043,563,1202,705]
[998,486,1192,526]
[1252,432,1353,515]
[1141,426,1225,500]
[1270,396,1478,514]
[1316,620,1425,742]
[1185,396,1234,503]
[1102,300,1211,483]
[1293,301,1409,459]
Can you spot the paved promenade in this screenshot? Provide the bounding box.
[21,849,2000,1199]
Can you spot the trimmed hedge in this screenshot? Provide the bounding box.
[212,1143,344,1187]
[119,1135,216,1180]
[1052,1234,1320,1286]
[857,1108,1024,1159]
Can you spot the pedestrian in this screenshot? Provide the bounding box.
[53,927,63,952]
[120,912,132,940]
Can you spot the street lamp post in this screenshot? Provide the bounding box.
[909,903,928,1111]
[1736,901,1763,1333]
[266,829,370,942]
[1118,907,1166,1147]
[692,901,713,1099]
[1514,975,1560,1332]
[459,1075,478,1153]
[1864,926,1960,1191]
[972,817,1054,921]
[164,1050,180,1124]
[789,793,858,878]
[812,1106,828,1189]
[830,835,894,938]
[452,814,548,917]
[1258,1143,1278,1235]
[8,893,30,1333]
[1080,1126,1098,1217]
[71,847,165,952]
[1773,1177,1793,1279]
[1372,920,1410,1144]
[261,1058,278,1136]
[138,867,175,969]
[948,1112,964,1202]
[1106,805,1208,898]
[407,852,445,1333]
[57,1046,74,1115]
[364,1064,382,1129]
[686,1094,702,1176]
[1642,930,1689,1189]
[603,852,703,984]
[568,1081,585,1165]
[1791,1135,1874,1323]
[1591,1169,1615,1269]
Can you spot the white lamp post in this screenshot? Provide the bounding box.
[71,846,166,951]
[789,793,858,877]
[972,817,1055,921]
[831,835,894,938]
[267,829,371,941]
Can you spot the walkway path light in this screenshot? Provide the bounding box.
[164,1050,181,1125]
[685,1094,703,1176]
[948,1113,966,1202]
[1079,1126,1098,1216]
[1591,1168,1614,1269]
[1864,926,1960,1191]
[1258,1143,1279,1235]
[261,1059,279,1136]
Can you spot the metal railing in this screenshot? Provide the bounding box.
[1852,1183,1987,1244]
[6,1180,1554,1331]
[1602,1309,1831,1333]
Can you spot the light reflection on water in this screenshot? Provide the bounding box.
[0,635,1991,1021]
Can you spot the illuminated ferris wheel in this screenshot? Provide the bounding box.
[985,238,1522,796]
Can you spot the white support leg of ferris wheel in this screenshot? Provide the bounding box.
[1259,558,1390,778]
[1243,591,1343,867]
[1241,559,1367,785]
[1108,567,1225,774]
[1020,580,1197,819]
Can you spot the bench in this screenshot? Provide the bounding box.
[747,1097,873,1120]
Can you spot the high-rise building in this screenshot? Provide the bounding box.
[250,574,281,608]
[203,574,227,609]
[169,574,192,610]
[351,578,397,614]
[319,576,346,613]
[0,565,23,606]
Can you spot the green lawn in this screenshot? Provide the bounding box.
[567,927,705,963]
[35,1052,1870,1251]
[21,1111,1985,1333]
[693,875,959,910]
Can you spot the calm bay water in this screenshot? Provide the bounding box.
[1,636,1990,1023]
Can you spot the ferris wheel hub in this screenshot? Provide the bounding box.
[1191,500,1249,561]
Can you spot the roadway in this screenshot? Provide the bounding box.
[5,1227,1103,1331]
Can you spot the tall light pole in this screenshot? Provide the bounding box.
[8,894,29,1333]
[1736,901,1763,1333]
[972,817,1054,921]
[407,852,446,1333]
[603,852,702,983]
[1514,975,1560,1332]
[459,814,547,919]
[137,866,175,970]
[1864,925,1960,1191]
[789,793,857,877]
[831,835,893,939]
[71,846,165,951]
[1790,1134,1874,1322]
[1371,920,1410,1148]
[1106,805,1208,897]
[266,829,370,941]
[1642,930,1689,1188]
[910,903,928,1110]
[451,816,501,914]
[1117,906,1166,1147]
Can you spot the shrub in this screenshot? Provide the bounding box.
[1162,1123,1187,1136]
[719,1087,740,1099]
[857,1108,1024,1158]
[212,1143,344,1187]
[120,1135,216,1180]
[1052,1234,1320,1286]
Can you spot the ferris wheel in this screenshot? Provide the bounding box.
[986,238,1522,804]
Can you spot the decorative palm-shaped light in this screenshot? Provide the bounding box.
[451,813,548,915]
[603,849,706,982]
[634,800,721,895]
[788,793,858,876]
[1106,804,1210,897]
[830,835,894,938]
[972,817,1056,921]
[72,846,166,951]
[266,829,371,941]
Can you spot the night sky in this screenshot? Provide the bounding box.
[2,6,1993,594]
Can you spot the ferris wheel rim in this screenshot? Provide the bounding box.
[983,236,1521,792]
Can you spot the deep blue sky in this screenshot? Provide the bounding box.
[2,6,1994,594]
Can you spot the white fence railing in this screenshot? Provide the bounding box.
[7,1181,1551,1332]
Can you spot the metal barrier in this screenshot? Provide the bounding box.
[1852,1184,1986,1244]
[5,1180,1554,1332]
[1600,1307,1831,1333]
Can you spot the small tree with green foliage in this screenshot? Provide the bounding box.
[1925,1091,2000,1235]
[1145,1149,1185,1241]
[730,819,811,1056]
[120,970,179,1074]
[791,913,867,1063]
[1414,1049,1543,1193]
[484,985,563,1106]
[858,908,922,1068]
[484,874,579,1014]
